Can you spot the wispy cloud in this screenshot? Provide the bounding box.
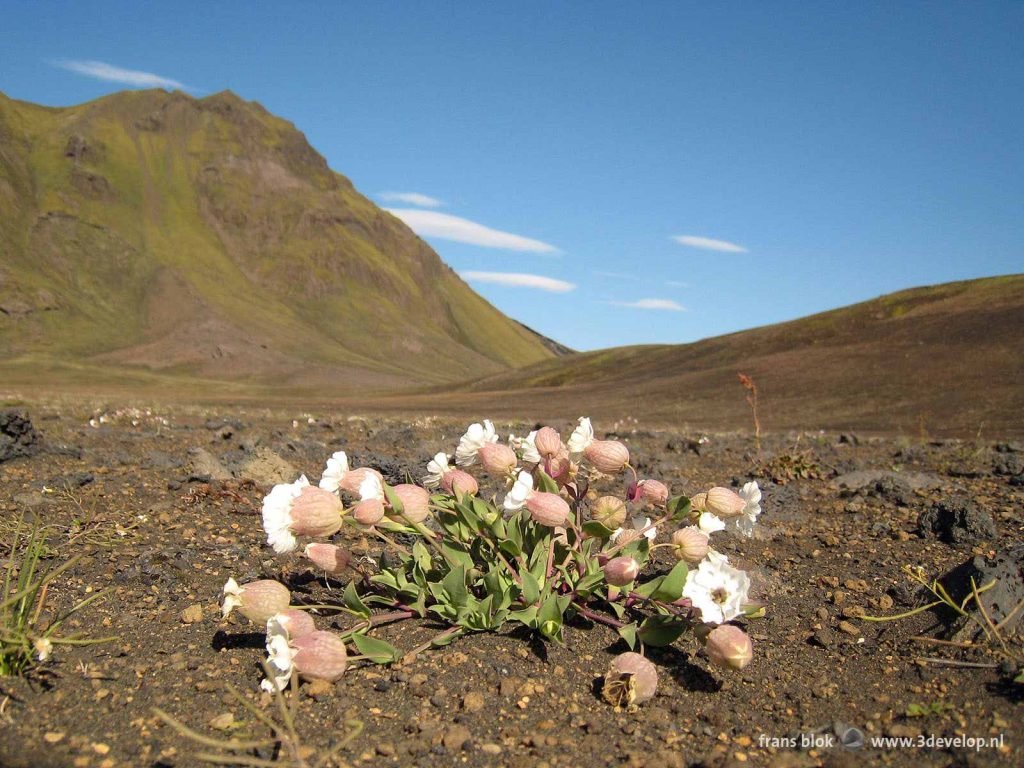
[594,270,641,282]
[378,191,443,208]
[461,271,575,293]
[53,59,191,90]
[672,235,748,253]
[609,298,686,311]
[666,280,690,288]
[387,209,558,253]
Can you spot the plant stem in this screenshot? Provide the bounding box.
[402,626,463,663]
[574,602,625,631]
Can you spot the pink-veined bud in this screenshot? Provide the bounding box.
[477,443,518,476]
[602,652,658,708]
[291,631,349,682]
[544,452,573,484]
[526,491,570,527]
[441,469,479,496]
[603,556,640,586]
[222,578,290,624]
[303,542,351,574]
[638,479,669,508]
[611,528,641,547]
[705,487,745,519]
[270,609,316,640]
[534,427,562,459]
[690,492,708,512]
[352,498,385,526]
[289,486,344,537]
[391,483,431,524]
[670,526,709,565]
[337,467,383,496]
[584,440,630,474]
[705,624,753,670]
[592,496,627,530]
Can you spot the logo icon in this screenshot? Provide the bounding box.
[840,727,865,750]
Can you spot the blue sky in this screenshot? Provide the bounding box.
[3,2,1022,351]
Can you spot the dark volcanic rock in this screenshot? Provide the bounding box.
[917,495,996,545]
[0,409,41,462]
[940,545,1024,639]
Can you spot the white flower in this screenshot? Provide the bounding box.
[697,512,726,534]
[509,431,541,464]
[682,555,750,624]
[358,471,384,501]
[318,451,350,493]
[735,481,762,537]
[261,475,309,554]
[455,420,498,466]
[260,619,296,692]
[566,417,594,455]
[34,637,53,662]
[423,452,451,488]
[611,515,658,543]
[504,470,534,511]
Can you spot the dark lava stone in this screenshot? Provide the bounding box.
[917,495,996,546]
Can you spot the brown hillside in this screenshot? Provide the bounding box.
[357,275,1024,437]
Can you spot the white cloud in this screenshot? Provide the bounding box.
[53,59,190,90]
[387,209,558,253]
[378,191,443,208]
[461,271,575,293]
[594,270,641,282]
[609,298,686,311]
[672,235,748,253]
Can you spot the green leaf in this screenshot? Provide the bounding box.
[617,622,638,650]
[499,539,523,558]
[351,634,402,664]
[521,570,541,605]
[440,541,475,571]
[651,561,689,603]
[508,606,538,628]
[638,614,686,647]
[343,581,371,619]
[442,566,469,608]
[582,520,615,539]
[573,571,605,598]
[534,469,559,494]
[412,541,433,572]
[667,495,692,523]
[382,483,404,516]
[632,575,664,599]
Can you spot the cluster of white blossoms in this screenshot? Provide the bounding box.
[429,417,763,628]
[220,416,764,695]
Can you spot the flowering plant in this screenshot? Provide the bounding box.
[221,417,764,707]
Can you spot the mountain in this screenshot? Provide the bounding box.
[0,89,555,391]
[370,275,1024,437]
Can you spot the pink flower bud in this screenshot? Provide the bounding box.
[391,483,431,524]
[670,527,709,565]
[291,630,348,682]
[705,624,753,670]
[303,542,351,574]
[705,487,745,519]
[352,498,385,526]
[337,467,383,496]
[592,496,627,530]
[638,479,669,508]
[222,578,290,625]
[602,652,658,708]
[611,528,641,547]
[289,487,344,537]
[271,609,316,639]
[534,426,562,459]
[690,492,708,512]
[441,469,478,496]
[604,556,640,586]
[544,452,572,483]
[584,440,630,474]
[526,491,570,527]
[477,443,518,475]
